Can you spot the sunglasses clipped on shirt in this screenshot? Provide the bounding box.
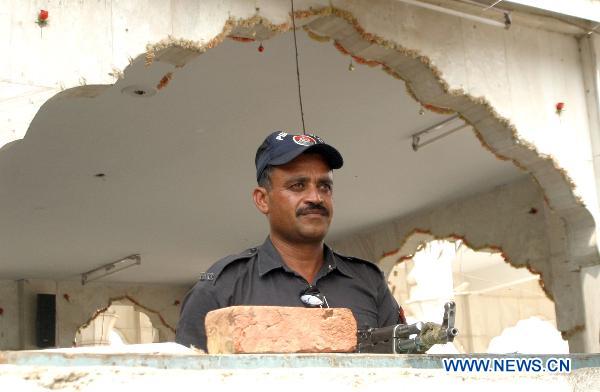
[300,285,330,308]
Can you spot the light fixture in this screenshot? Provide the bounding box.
[397,0,511,29]
[411,114,469,151]
[81,254,141,285]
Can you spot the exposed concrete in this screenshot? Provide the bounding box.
[580,33,600,257]
[76,302,159,346]
[56,281,188,348]
[0,365,596,391]
[0,351,598,391]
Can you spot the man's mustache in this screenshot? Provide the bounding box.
[296,203,330,217]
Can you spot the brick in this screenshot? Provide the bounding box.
[205,306,357,354]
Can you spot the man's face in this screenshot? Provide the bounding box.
[257,153,334,244]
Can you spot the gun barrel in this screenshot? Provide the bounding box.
[447,327,458,340]
[395,337,420,354]
[366,321,423,343]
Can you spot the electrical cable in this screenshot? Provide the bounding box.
[290,0,306,134]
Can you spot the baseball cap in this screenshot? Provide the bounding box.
[255,131,344,182]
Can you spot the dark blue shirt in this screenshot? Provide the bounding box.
[175,237,403,351]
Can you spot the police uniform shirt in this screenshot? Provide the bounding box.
[175,237,402,351]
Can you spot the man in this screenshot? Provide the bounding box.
[175,131,405,351]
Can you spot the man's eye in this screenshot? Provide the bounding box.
[320,183,332,191]
[290,183,305,190]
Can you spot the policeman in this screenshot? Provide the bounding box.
[175,131,405,351]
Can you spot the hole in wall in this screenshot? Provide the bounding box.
[385,235,566,354]
[74,298,159,347]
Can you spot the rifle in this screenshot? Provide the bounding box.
[356,301,458,353]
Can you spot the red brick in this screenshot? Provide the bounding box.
[205,306,357,354]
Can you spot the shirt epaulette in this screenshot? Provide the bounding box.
[205,247,259,285]
[332,250,384,274]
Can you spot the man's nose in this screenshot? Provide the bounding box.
[306,183,323,203]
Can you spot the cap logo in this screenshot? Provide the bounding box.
[293,135,316,146]
[275,132,288,141]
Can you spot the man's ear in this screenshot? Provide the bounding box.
[252,186,269,215]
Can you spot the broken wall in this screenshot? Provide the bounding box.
[330,176,583,348]
[331,177,552,281]
[0,279,189,350]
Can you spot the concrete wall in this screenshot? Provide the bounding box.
[580,264,600,351]
[336,0,598,224]
[1,352,598,391]
[0,279,189,350]
[0,281,19,350]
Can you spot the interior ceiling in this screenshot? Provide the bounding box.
[0,31,526,284]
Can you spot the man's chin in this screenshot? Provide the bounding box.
[297,225,329,242]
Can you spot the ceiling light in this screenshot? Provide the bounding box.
[397,0,511,29]
[411,115,469,151]
[81,254,141,285]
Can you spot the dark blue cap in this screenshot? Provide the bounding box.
[255,131,343,182]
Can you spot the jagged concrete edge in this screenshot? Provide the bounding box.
[382,228,553,301]
[141,5,598,267]
[74,295,176,346]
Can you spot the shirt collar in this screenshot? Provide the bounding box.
[257,237,289,276]
[257,237,354,279]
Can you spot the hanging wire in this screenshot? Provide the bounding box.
[483,0,504,11]
[290,0,306,135]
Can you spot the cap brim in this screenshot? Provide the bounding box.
[270,143,343,170]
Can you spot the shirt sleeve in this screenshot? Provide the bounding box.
[175,279,223,351]
[376,270,403,327]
